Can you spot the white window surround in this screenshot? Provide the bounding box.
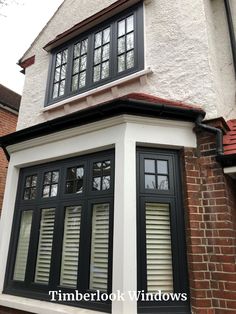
[41,68,152,114]
[0,115,196,314]
[224,166,236,179]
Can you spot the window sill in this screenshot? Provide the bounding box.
[41,68,152,114]
[0,294,105,314]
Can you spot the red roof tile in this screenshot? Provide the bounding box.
[119,93,205,112]
[224,119,236,155]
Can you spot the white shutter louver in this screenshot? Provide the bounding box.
[35,208,55,284]
[13,210,33,281]
[89,203,109,291]
[60,206,81,287]
[146,203,174,293]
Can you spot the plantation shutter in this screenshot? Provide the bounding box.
[60,206,81,287]
[89,203,109,291]
[35,208,55,284]
[146,203,174,293]
[13,210,33,281]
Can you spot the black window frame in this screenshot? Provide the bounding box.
[137,148,190,314]
[4,150,114,313]
[45,3,144,107]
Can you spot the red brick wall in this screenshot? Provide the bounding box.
[0,107,18,214]
[182,128,236,313]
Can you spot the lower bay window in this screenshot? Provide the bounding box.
[137,148,190,313]
[4,150,114,312]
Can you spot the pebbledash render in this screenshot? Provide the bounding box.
[0,0,236,313]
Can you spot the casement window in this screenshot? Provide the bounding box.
[5,150,114,312]
[46,3,144,106]
[137,148,190,313]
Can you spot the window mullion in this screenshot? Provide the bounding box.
[65,45,74,97]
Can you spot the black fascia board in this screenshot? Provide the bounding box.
[216,153,236,167]
[0,99,205,148]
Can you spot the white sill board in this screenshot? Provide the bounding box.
[0,294,105,314]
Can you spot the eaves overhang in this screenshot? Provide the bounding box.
[0,97,205,152]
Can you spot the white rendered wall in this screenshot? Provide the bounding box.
[0,116,196,314]
[17,0,236,130]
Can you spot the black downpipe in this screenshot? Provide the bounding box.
[224,0,236,76]
[195,115,224,156]
[1,145,10,161]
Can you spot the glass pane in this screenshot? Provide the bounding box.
[80,55,87,71]
[76,167,84,179]
[145,203,173,293]
[102,176,110,190]
[50,184,58,197]
[25,176,32,188]
[118,36,126,54]
[31,187,37,199]
[157,160,168,174]
[56,53,62,66]
[93,65,101,82]
[44,172,51,184]
[13,211,33,281]
[76,180,83,194]
[60,206,81,287]
[90,204,109,291]
[67,167,76,180]
[32,176,37,187]
[126,50,134,69]
[93,162,102,175]
[103,160,111,175]
[102,44,110,61]
[61,65,66,79]
[127,15,134,33]
[43,185,50,198]
[35,208,55,284]
[79,72,86,88]
[81,39,88,54]
[127,32,134,50]
[52,171,59,183]
[101,61,109,79]
[59,80,65,96]
[94,48,101,65]
[24,188,30,200]
[73,58,80,74]
[118,54,125,72]
[118,19,125,37]
[93,177,101,191]
[52,83,59,99]
[103,27,110,44]
[54,68,60,82]
[157,175,169,190]
[62,50,68,63]
[145,159,155,173]
[95,32,102,48]
[72,75,78,91]
[145,174,156,189]
[74,42,81,58]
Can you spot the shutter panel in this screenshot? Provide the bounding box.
[89,203,109,291]
[35,208,55,284]
[146,203,174,293]
[60,206,81,287]
[13,210,33,281]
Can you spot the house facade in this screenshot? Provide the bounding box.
[0,84,20,215]
[0,1,235,314]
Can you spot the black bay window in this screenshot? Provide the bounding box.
[137,148,190,314]
[46,3,144,106]
[5,150,114,312]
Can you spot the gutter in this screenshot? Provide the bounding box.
[195,115,224,156]
[224,0,236,76]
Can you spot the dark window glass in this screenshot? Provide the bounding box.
[46,4,144,106]
[42,171,59,198]
[92,160,111,191]
[23,175,37,200]
[144,158,169,191]
[65,166,84,194]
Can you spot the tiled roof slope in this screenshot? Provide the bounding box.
[0,84,21,112]
[224,119,236,155]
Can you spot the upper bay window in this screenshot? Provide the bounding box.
[46,4,144,106]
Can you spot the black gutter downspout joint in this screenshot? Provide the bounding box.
[195,115,224,156]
